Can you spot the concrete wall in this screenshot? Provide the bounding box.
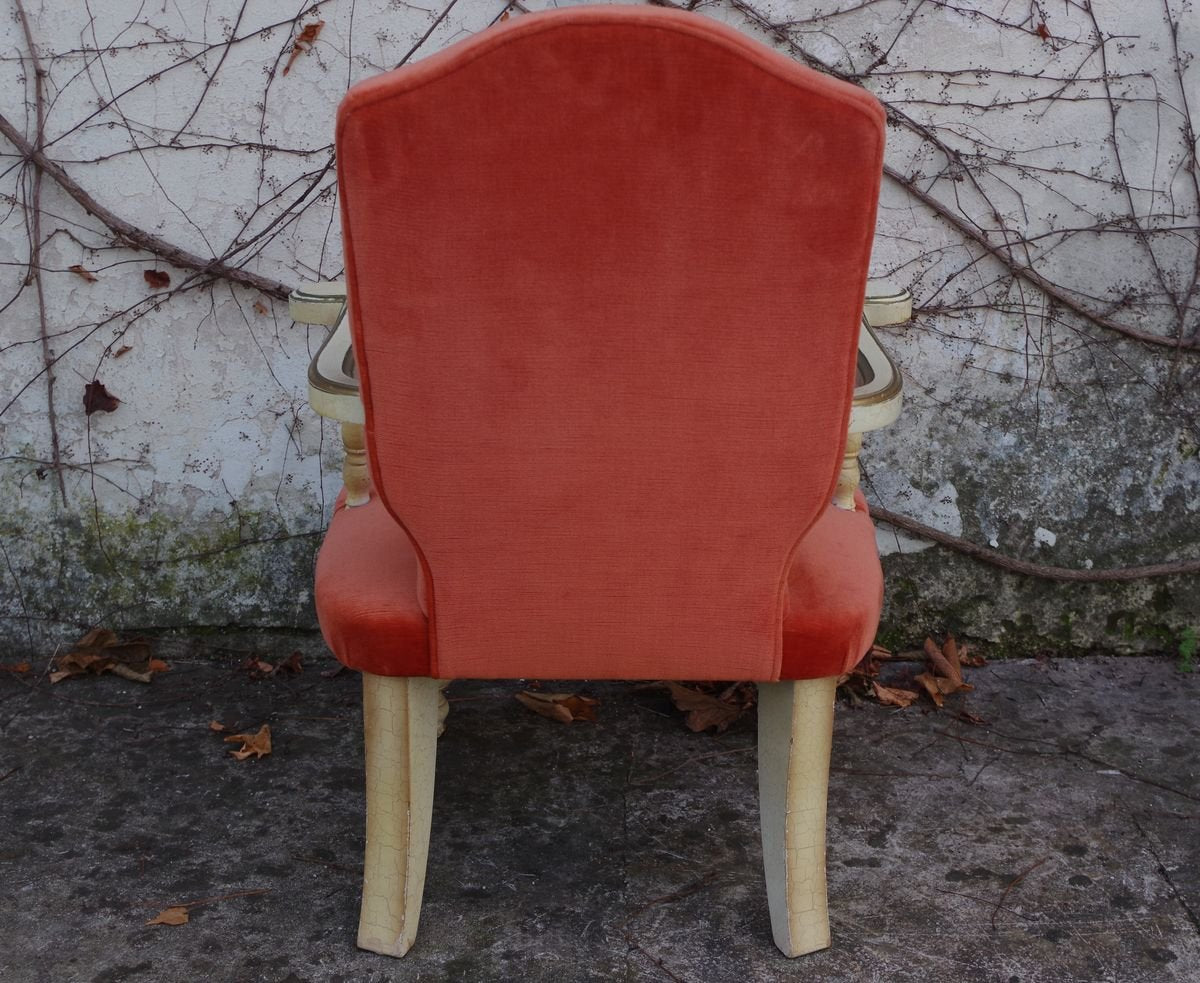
[1,0,1196,657]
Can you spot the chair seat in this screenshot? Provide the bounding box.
[316,489,882,681]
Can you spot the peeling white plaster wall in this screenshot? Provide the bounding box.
[1,0,1197,649]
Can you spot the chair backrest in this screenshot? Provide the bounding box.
[336,6,884,681]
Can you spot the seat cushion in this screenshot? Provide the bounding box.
[315,491,431,678]
[316,489,881,681]
[780,488,883,680]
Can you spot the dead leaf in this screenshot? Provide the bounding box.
[148,659,170,674]
[109,663,153,684]
[515,690,598,724]
[143,269,170,289]
[915,635,976,708]
[113,345,133,358]
[924,636,962,686]
[208,720,227,733]
[278,651,304,675]
[224,723,272,760]
[83,380,120,415]
[1035,21,1051,40]
[872,681,920,708]
[51,629,154,683]
[68,264,97,282]
[252,300,268,315]
[913,672,946,707]
[0,661,31,674]
[146,906,189,926]
[282,21,325,75]
[664,681,746,733]
[239,656,277,679]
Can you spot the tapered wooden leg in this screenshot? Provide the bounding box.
[757,676,837,957]
[358,674,439,957]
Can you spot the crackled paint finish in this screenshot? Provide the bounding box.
[0,0,1196,654]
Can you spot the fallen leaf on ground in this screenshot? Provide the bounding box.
[143,269,170,289]
[913,671,947,707]
[872,681,920,708]
[113,345,133,358]
[50,629,155,683]
[918,635,975,707]
[664,681,752,733]
[224,724,271,760]
[0,662,31,674]
[146,906,189,926]
[68,264,97,282]
[842,635,980,710]
[208,720,227,733]
[283,21,325,75]
[144,887,271,928]
[278,651,304,674]
[924,636,962,686]
[515,691,598,723]
[83,380,120,415]
[239,652,303,679]
[252,300,268,315]
[239,656,277,679]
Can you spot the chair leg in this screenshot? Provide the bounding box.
[358,673,440,957]
[757,676,838,957]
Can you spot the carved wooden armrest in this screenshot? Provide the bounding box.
[834,280,909,510]
[291,282,370,506]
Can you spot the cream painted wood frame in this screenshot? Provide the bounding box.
[295,280,908,958]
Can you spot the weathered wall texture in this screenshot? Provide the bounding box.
[0,0,1196,657]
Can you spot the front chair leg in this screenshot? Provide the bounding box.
[757,676,838,957]
[359,673,440,957]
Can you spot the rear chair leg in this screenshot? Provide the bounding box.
[358,673,440,957]
[757,676,838,957]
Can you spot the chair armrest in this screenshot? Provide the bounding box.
[849,318,903,432]
[836,281,908,510]
[862,279,912,329]
[849,281,907,432]
[290,281,347,326]
[307,306,363,425]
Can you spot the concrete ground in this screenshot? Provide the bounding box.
[0,636,1197,983]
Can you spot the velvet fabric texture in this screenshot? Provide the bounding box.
[320,5,886,681]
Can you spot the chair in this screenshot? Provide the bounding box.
[298,4,905,959]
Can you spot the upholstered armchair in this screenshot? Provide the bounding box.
[295,5,907,960]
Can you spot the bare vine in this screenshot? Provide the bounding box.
[0,0,1196,646]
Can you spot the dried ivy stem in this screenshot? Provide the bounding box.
[871,506,1200,583]
[0,111,292,301]
[728,0,1200,354]
[15,0,66,506]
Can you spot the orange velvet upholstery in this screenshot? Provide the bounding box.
[319,5,886,682]
[316,488,881,681]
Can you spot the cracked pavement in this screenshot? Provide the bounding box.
[1,638,1197,982]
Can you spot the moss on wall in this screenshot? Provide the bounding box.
[878,549,1199,657]
[0,492,320,654]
